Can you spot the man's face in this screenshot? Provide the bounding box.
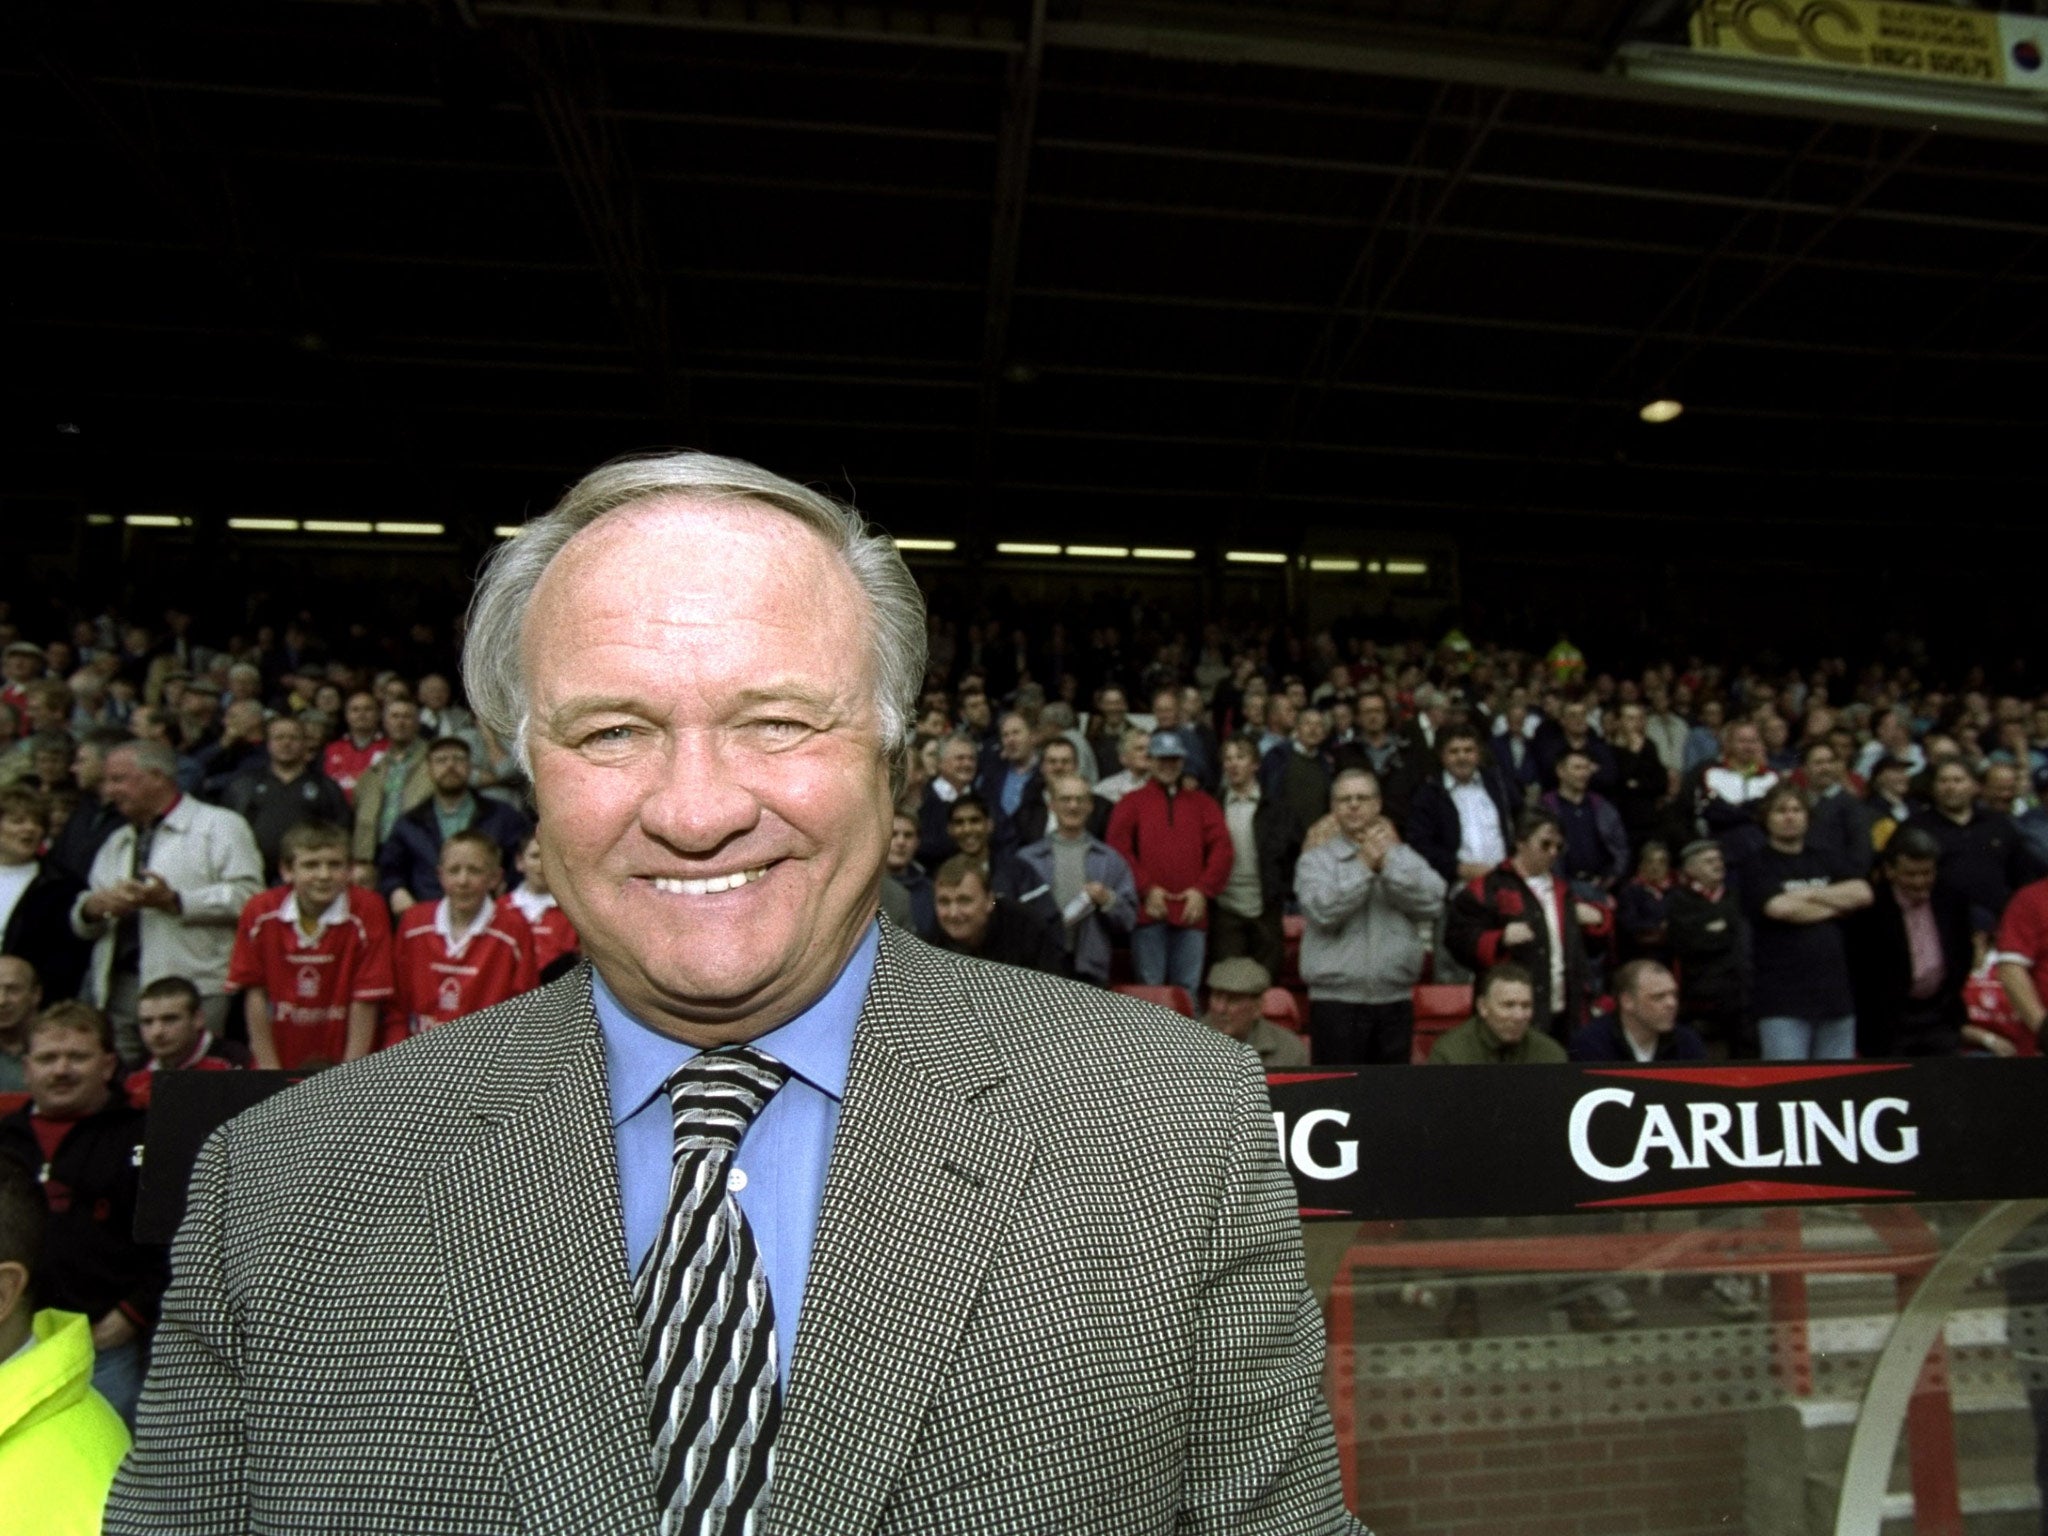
[1,654,37,684]
[1563,702,1590,736]
[1049,777,1094,836]
[0,959,41,1031]
[27,692,66,733]
[948,805,991,859]
[1984,764,2020,807]
[1874,764,1910,802]
[1517,824,1562,876]
[438,840,499,911]
[1203,987,1263,1041]
[1476,981,1535,1045]
[1932,763,1977,815]
[427,745,472,795]
[1099,690,1126,723]
[523,499,893,1037]
[961,694,991,731]
[999,715,1032,765]
[1621,970,1680,1035]
[384,701,421,747]
[1766,794,1808,845]
[1266,697,1296,736]
[1619,703,1646,736]
[1041,741,1078,781]
[101,749,171,823]
[267,719,309,771]
[286,844,350,910]
[1151,692,1181,729]
[1357,696,1387,736]
[1120,734,1151,775]
[1440,737,1479,781]
[24,1025,113,1119]
[886,816,917,872]
[1890,854,1938,905]
[0,808,43,864]
[1557,753,1595,796]
[345,693,381,736]
[69,745,103,795]
[419,675,452,710]
[1330,775,1380,841]
[934,874,993,948]
[1148,750,1185,787]
[225,701,267,743]
[1296,710,1328,749]
[138,995,204,1066]
[1222,741,1258,791]
[1728,724,1763,767]
[939,741,978,790]
[1804,745,1840,790]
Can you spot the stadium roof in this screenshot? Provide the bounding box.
[7,0,2047,558]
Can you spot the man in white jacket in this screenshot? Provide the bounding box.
[1294,766,1446,1065]
[70,740,262,1060]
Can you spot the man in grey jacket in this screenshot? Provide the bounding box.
[1295,766,1447,1065]
[1004,774,1138,984]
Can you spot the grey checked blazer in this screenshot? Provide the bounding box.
[108,918,1364,1534]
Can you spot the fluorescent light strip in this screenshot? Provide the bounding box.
[1225,550,1286,565]
[1309,557,1361,573]
[1066,545,1129,559]
[1133,547,1197,561]
[375,521,445,536]
[494,525,526,539]
[891,537,957,552]
[995,542,1062,557]
[1385,560,1429,576]
[85,514,115,526]
[303,520,373,534]
[228,518,299,532]
[124,514,189,528]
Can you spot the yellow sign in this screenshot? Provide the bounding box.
[1690,0,2047,89]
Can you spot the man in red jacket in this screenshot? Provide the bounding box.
[1106,730,1233,995]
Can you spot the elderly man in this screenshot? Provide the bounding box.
[69,740,261,1060]
[1295,767,1446,1065]
[914,731,980,869]
[111,452,1359,1536]
[1106,729,1232,996]
[1003,773,1137,984]
[1199,956,1306,1068]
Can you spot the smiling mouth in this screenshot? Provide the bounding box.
[648,865,772,897]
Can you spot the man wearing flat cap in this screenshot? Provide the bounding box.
[1202,956,1308,1068]
[111,452,1361,1535]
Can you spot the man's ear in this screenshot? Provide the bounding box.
[0,1260,30,1327]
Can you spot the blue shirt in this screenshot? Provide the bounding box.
[1000,763,1034,817]
[593,921,877,1387]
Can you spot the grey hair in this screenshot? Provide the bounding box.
[462,451,929,782]
[111,737,180,780]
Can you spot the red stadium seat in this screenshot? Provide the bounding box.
[1261,987,1303,1033]
[1113,984,1196,1018]
[1411,983,1474,1065]
[1280,913,1305,984]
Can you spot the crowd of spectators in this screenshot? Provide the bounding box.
[3,593,2048,1426]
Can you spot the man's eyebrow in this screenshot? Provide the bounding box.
[540,683,848,734]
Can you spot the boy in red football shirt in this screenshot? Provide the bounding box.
[228,822,395,1072]
[387,830,537,1046]
[123,977,248,1110]
[505,832,579,981]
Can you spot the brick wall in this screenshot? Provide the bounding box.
[1351,1414,1748,1536]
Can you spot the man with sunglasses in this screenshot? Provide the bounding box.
[1446,807,1610,1040]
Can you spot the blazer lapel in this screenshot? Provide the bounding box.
[768,927,1038,1536]
[426,977,660,1536]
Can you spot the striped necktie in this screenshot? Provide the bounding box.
[631,1046,792,1536]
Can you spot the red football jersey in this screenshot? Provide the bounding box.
[505,889,579,975]
[321,735,389,804]
[387,898,538,1045]
[125,1036,241,1111]
[228,886,397,1070]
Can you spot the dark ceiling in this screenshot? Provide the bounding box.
[5,0,2047,572]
